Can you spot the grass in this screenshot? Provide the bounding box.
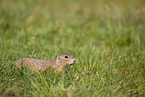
[0,0,145,96]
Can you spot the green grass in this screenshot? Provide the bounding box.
[0,0,145,96]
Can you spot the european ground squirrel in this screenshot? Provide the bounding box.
[13,54,75,72]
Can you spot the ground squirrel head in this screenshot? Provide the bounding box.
[55,54,75,67]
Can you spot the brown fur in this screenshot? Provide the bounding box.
[13,54,75,72]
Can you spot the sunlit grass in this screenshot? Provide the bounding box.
[0,0,145,96]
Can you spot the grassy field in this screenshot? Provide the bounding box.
[0,0,145,96]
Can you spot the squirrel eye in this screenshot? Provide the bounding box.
[65,56,68,58]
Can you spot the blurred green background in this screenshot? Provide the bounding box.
[0,0,145,96]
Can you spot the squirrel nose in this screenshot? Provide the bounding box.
[73,59,75,62]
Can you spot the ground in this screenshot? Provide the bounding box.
[0,0,145,96]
